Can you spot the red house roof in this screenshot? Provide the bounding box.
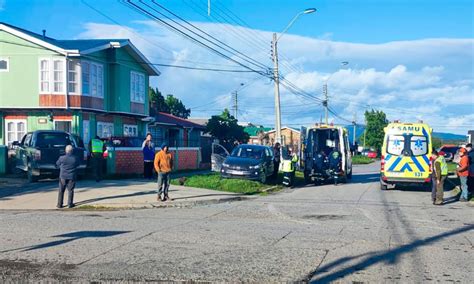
[155,112,206,129]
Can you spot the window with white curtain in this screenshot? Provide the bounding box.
[68,60,79,93]
[123,124,138,137]
[97,122,114,138]
[40,59,50,93]
[5,120,27,147]
[53,59,64,93]
[130,71,145,103]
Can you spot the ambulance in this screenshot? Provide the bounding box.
[380,122,433,190]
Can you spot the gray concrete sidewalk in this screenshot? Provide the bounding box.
[0,178,248,210]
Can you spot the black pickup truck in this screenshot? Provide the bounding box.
[13,130,87,182]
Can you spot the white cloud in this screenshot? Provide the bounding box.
[78,21,474,134]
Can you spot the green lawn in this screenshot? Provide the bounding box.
[447,162,457,173]
[352,155,375,164]
[171,173,281,195]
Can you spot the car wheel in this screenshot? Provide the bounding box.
[27,163,37,183]
[260,170,267,184]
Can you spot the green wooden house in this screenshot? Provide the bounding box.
[0,22,160,147]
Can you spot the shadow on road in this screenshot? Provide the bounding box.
[306,224,473,283]
[1,230,131,253]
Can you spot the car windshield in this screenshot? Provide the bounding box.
[36,133,73,148]
[231,146,264,159]
[387,135,405,156]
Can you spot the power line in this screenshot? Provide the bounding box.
[81,0,245,69]
[121,0,270,77]
[149,0,270,71]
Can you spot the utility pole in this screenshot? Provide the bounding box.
[272,33,282,144]
[323,83,328,125]
[232,91,238,119]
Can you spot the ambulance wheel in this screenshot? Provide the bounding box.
[380,183,388,190]
[304,171,311,184]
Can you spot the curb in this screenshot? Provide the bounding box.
[76,195,251,210]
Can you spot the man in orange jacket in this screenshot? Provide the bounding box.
[154,143,174,201]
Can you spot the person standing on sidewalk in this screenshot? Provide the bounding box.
[154,143,173,201]
[465,143,474,197]
[457,147,469,202]
[90,136,106,182]
[431,150,447,205]
[142,133,155,180]
[56,145,80,208]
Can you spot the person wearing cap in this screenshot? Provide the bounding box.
[457,147,469,202]
[431,150,447,205]
[154,143,174,201]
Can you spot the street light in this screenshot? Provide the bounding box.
[272,8,316,144]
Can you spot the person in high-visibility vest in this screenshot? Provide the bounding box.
[90,135,105,182]
[431,149,448,205]
[282,148,299,187]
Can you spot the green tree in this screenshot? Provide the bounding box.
[148,88,191,119]
[206,109,249,150]
[148,87,169,116]
[363,109,388,152]
[165,94,191,119]
[432,137,442,149]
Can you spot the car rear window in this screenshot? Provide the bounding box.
[36,133,73,148]
[410,136,428,156]
[387,135,405,156]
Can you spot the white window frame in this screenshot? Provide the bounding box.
[81,60,104,98]
[130,71,145,103]
[68,59,80,94]
[39,58,50,93]
[123,124,138,137]
[5,119,27,147]
[38,57,66,94]
[53,118,72,133]
[0,57,9,72]
[97,122,114,138]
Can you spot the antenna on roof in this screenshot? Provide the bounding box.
[42,29,46,38]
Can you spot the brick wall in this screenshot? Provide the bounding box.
[112,147,200,175]
[115,150,144,174]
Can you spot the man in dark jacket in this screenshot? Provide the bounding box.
[465,143,474,196]
[56,145,80,208]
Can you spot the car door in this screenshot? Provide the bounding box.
[211,143,229,172]
[16,133,30,171]
[265,148,274,175]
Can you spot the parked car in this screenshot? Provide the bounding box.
[438,145,460,162]
[220,144,274,183]
[13,130,87,182]
[361,149,377,158]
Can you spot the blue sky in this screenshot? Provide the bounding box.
[1,0,473,134]
[1,0,473,42]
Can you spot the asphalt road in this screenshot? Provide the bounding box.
[1,163,473,283]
